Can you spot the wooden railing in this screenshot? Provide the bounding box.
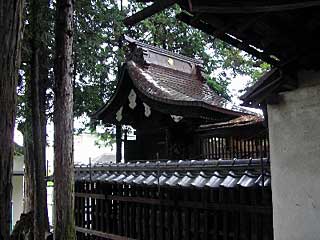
[199,136,269,160]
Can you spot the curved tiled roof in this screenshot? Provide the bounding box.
[75,158,271,189]
[93,37,253,122]
[127,61,248,115]
[199,114,264,130]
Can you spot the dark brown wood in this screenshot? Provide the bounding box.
[116,124,122,163]
[124,0,176,26]
[76,227,136,240]
[199,134,269,160]
[74,171,273,240]
[0,0,24,238]
[176,12,279,66]
[53,0,76,238]
[22,128,35,213]
[192,1,320,13]
[75,192,106,200]
[30,0,49,235]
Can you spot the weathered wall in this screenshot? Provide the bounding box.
[12,155,24,227]
[268,70,320,240]
[12,175,23,227]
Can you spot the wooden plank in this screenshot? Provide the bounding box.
[92,183,97,231]
[221,138,225,159]
[176,12,279,66]
[221,189,228,240]
[107,195,170,205]
[75,192,106,200]
[119,185,123,236]
[80,182,85,229]
[251,189,258,240]
[100,184,105,233]
[202,190,209,240]
[106,195,272,213]
[150,188,156,240]
[184,208,190,240]
[192,2,320,14]
[105,184,111,233]
[112,184,117,234]
[85,182,91,230]
[76,226,136,240]
[124,185,129,237]
[74,182,79,227]
[172,189,179,240]
[124,0,176,26]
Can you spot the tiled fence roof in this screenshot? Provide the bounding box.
[75,158,270,189]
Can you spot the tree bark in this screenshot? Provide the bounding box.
[30,0,50,236]
[39,43,50,233]
[53,0,76,239]
[30,33,46,240]
[0,1,24,239]
[22,126,35,214]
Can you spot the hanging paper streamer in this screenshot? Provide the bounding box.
[171,115,183,123]
[143,103,151,117]
[116,106,123,122]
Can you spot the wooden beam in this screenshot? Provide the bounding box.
[76,227,136,240]
[192,1,320,14]
[104,195,272,213]
[75,192,106,199]
[176,12,280,66]
[124,0,176,26]
[116,124,122,163]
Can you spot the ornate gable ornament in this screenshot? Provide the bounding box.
[126,45,147,66]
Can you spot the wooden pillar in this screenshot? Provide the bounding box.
[123,128,128,163]
[165,128,170,159]
[116,124,122,163]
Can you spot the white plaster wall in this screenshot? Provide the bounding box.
[13,155,24,172]
[268,70,320,240]
[12,155,24,227]
[12,175,23,227]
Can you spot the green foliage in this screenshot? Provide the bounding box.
[71,0,270,145]
[18,0,270,147]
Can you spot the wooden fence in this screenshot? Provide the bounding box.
[200,136,269,160]
[74,159,273,240]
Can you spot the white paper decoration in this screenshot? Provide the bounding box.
[116,106,123,122]
[143,103,151,117]
[171,115,183,123]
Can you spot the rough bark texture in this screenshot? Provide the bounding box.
[30,0,49,236]
[31,31,46,240]
[0,1,24,239]
[10,212,33,240]
[23,127,35,214]
[39,44,50,233]
[53,0,76,239]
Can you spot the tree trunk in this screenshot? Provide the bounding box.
[30,0,50,236]
[39,43,50,233]
[0,1,24,239]
[22,126,35,214]
[53,0,75,239]
[30,32,46,240]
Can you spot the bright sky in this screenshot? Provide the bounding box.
[13,3,262,164]
[14,73,261,146]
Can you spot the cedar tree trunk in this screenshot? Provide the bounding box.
[22,127,35,214]
[30,0,50,236]
[53,0,76,239]
[0,0,24,239]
